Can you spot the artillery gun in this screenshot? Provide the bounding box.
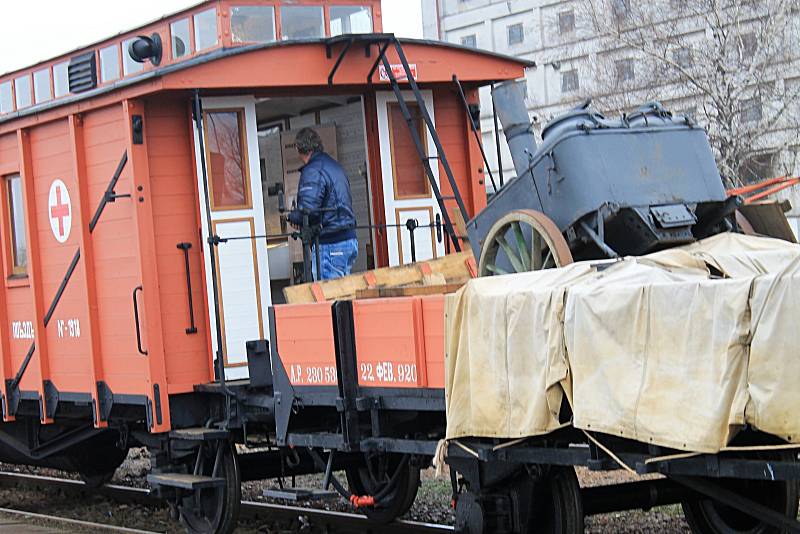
[468,80,739,276]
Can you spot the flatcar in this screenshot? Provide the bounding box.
[1,2,799,534]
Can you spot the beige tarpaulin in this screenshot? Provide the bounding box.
[445,232,800,452]
[444,263,595,439]
[566,263,751,453]
[746,255,800,442]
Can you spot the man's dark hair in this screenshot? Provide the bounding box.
[295,127,324,155]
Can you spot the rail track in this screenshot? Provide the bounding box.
[0,505,160,533]
[0,471,452,534]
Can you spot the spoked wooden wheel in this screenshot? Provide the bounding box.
[179,442,241,534]
[345,453,420,524]
[478,209,573,276]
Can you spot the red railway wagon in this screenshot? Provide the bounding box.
[0,1,529,531]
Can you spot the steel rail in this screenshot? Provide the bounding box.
[0,505,159,534]
[0,471,453,534]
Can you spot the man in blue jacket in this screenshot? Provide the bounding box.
[288,127,358,280]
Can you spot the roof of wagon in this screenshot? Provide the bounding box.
[0,35,532,128]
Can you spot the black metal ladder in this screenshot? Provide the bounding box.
[326,34,470,253]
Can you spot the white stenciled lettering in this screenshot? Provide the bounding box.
[289,364,337,385]
[360,361,418,385]
[56,318,81,339]
[11,320,34,340]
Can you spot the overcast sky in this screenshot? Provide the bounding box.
[0,0,424,75]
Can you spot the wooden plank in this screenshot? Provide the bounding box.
[123,100,171,432]
[740,201,797,243]
[17,129,52,424]
[355,283,465,299]
[68,115,107,428]
[283,250,475,303]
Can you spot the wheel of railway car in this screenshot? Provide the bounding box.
[681,474,799,534]
[179,442,241,534]
[345,453,420,524]
[478,210,573,276]
[530,467,584,534]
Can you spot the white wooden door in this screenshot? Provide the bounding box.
[376,91,445,266]
[193,96,272,381]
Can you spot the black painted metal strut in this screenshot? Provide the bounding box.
[325,34,469,253]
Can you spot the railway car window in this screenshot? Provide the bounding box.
[204,110,251,209]
[387,102,430,198]
[53,61,69,98]
[231,6,276,43]
[329,6,372,36]
[99,45,120,83]
[33,68,52,103]
[14,76,31,109]
[0,82,11,114]
[5,175,27,274]
[280,6,324,40]
[194,8,218,51]
[122,38,145,75]
[171,18,192,58]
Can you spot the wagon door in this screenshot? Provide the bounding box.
[193,96,271,380]
[376,91,445,266]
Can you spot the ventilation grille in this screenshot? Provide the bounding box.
[68,52,97,94]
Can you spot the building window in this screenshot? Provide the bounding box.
[53,61,69,97]
[231,6,276,43]
[387,102,430,199]
[330,6,373,36]
[14,76,32,109]
[460,34,477,48]
[0,81,13,113]
[740,32,757,57]
[171,18,192,58]
[741,97,762,123]
[33,68,52,103]
[612,0,631,20]
[281,6,325,40]
[558,10,575,35]
[204,109,251,209]
[122,38,145,75]
[561,69,579,93]
[5,175,27,275]
[615,58,635,82]
[194,8,219,51]
[507,23,524,46]
[673,47,693,68]
[99,45,120,83]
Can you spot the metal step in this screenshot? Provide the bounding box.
[263,487,339,502]
[147,473,226,490]
[169,427,229,441]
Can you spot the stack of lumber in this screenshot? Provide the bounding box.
[283,251,477,303]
